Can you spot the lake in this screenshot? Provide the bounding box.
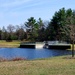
[0,48,72,60]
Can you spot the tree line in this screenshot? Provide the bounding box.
[0,8,75,42]
[0,18,49,41]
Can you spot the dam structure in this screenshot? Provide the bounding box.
[20,42,44,49]
[20,41,71,50]
[47,41,71,50]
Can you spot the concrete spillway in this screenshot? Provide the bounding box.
[36,43,44,49]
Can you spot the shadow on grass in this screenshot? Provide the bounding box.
[63,55,75,59]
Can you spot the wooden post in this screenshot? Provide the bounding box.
[72,40,74,57]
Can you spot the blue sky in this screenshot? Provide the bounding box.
[0,0,75,28]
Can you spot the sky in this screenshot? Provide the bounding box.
[0,0,75,28]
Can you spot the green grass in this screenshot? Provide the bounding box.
[0,40,21,48]
[0,56,75,75]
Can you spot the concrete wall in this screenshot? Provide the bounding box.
[20,45,35,48]
[48,44,71,50]
[20,42,45,49]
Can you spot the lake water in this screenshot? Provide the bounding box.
[0,48,72,60]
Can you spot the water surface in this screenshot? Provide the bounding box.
[0,48,72,60]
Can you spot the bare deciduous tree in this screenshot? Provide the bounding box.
[69,25,75,57]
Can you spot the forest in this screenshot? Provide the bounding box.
[0,8,75,42]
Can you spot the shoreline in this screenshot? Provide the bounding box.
[0,55,75,75]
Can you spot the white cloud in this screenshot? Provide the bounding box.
[8,0,51,12]
[0,0,32,8]
[0,0,61,28]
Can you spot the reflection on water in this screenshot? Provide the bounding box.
[0,48,72,60]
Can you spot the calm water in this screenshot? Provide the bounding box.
[0,48,72,60]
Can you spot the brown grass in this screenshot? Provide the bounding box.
[11,57,26,61]
[0,57,26,62]
[0,56,75,75]
[0,57,7,62]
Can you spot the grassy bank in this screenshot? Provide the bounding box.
[0,56,75,75]
[0,41,74,75]
[0,40,20,48]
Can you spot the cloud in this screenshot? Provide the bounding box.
[0,0,32,8]
[8,0,51,11]
[22,0,50,8]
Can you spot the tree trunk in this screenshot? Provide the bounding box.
[72,40,74,57]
